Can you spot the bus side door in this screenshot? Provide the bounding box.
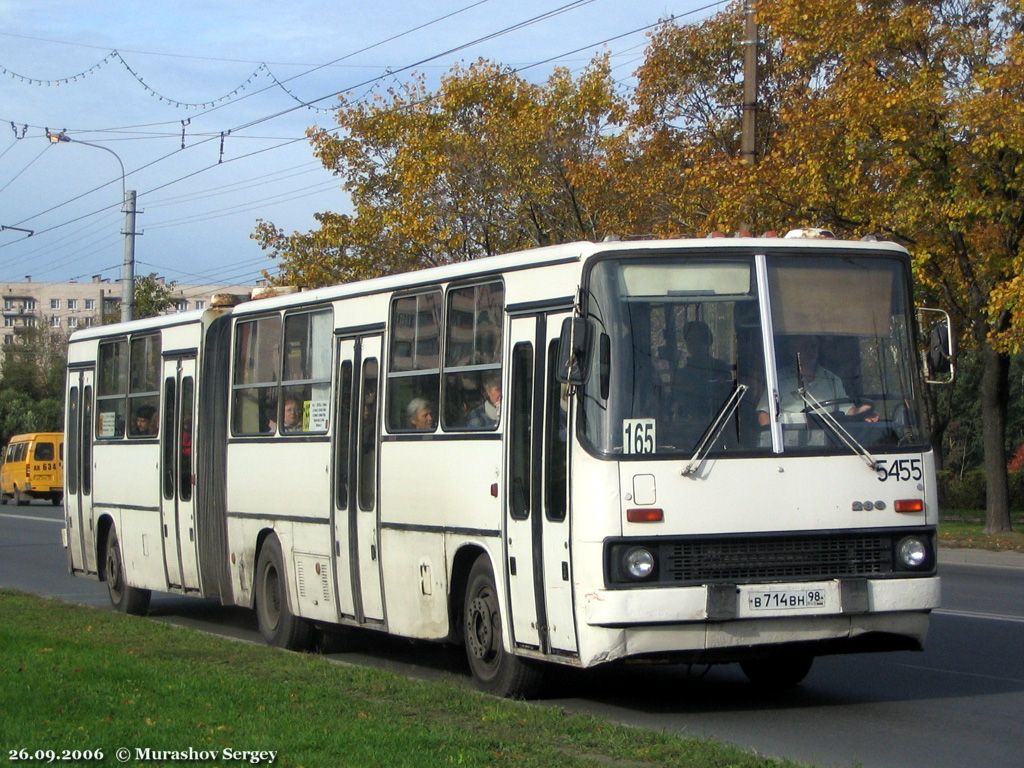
[65,368,96,574]
[160,356,201,592]
[505,311,578,656]
[332,335,385,625]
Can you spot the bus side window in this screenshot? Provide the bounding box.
[281,309,332,433]
[180,377,193,501]
[68,386,80,495]
[232,316,281,435]
[509,343,533,520]
[96,338,128,439]
[358,359,379,511]
[82,386,92,494]
[545,342,567,522]
[386,291,441,433]
[335,361,353,509]
[443,281,504,430]
[128,334,161,438]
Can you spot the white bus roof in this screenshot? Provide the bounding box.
[68,236,909,338]
[229,236,908,317]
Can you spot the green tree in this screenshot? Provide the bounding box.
[0,325,66,402]
[102,273,178,323]
[133,273,178,320]
[0,325,66,444]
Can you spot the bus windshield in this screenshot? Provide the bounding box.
[580,250,928,458]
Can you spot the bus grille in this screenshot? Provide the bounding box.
[660,533,895,584]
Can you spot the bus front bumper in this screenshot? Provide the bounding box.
[577,576,939,666]
[583,575,940,627]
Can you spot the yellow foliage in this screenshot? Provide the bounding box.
[252,0,1024,358]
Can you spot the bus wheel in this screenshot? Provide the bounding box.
[105,528,151,615]
[463,555,543,698]
[740,654,814,689]
[13,487,27,506]
[255,535,312,651]
[51,493,62,506]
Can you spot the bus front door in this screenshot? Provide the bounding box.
[159,357,201,592]
[332,335,385,625]
[506,312,578,656]
[65,368,96,575]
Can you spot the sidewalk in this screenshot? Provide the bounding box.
[939,547,1024,569]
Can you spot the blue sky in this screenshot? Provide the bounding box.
[0,1,721,287]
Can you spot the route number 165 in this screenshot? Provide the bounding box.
[623,419,656,455]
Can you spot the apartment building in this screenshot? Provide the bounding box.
[1,275,259,349]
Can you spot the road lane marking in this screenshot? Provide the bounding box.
[0,512,63,524]
[934,608,1024,624]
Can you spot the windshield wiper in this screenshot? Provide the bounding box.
[798,387,879,472]
[682,384,748,476]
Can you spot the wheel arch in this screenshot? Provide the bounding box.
[95,514,115,580]
[447,543,492,644]
[247,526,279,609]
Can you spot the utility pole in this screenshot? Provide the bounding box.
[741,1,758,166]
[739,1,758,235]
[121,190,137,322]
[48,130,138,322]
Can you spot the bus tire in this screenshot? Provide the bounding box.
[255,535,312,651]
[463,554,543,698]
[51,493,62,506]
[740,654,814,689]
[14,487,27,506]
[105,528,151,615]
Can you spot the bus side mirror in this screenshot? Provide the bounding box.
[556,317,589,385]
[918,307,955,384]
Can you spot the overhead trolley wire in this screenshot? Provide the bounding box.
[1,1,722,275]
[0,142,51,196]
[0,0,600,248]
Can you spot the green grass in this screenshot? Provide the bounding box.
[0,590,806,768]
[939,510,1024,552]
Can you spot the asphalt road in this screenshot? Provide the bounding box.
[2,503,1023,768]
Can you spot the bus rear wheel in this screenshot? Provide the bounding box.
[105,528,151,615]
[255,535,312,651]
[463,555,543,698]
[740,654,814,689]
[13,487,27,506]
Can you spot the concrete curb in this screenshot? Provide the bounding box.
[939,547,1024,569]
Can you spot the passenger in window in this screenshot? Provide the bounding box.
[466,373,501,429]
[406,398,435,431]
[133,405,158,436]
[282,396,303,432]
[681,321,731,379]
[757,335,875,425]
[270,396,303,433]
[670,322,732,434]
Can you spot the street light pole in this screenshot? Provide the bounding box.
[47,130,137,322]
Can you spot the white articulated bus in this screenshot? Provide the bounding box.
[64,234,951,697]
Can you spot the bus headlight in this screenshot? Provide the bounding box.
[896,536,929,569]
[623,547,656,580]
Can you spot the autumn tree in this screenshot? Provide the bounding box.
[631,0,1022,532]
[253,57,626,288]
